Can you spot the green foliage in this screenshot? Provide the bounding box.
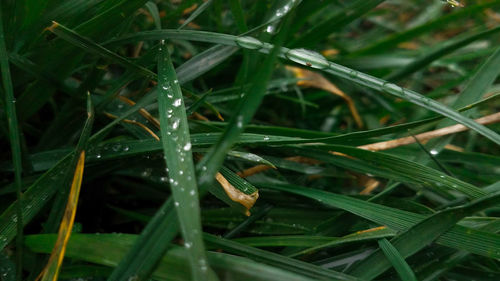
[1,0,499,280]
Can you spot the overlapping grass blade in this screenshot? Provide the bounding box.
[195,17,289,189]
[353,0,500,55]
[386,25,500,82]
[203,233,359,281]
[26,234,322,281]
[291,146,486,199]
[47,22,155,78]
[377,239,417,281]
[262,182,500,258]
[179,0,214,30]
[0,3,24,278]
[104,29,500,145]
[348,192,500,280]
[38,93,94,281]
[290,0,385,47]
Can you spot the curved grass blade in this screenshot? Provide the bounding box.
[377,239,417,281]
[179,0,214,30]
[292,146,486,199]
[26,234,321,281]
[262,182,500,259]
[386,25,500,82]
[0,3,24,277]
[290,0,385,47]
[157,40,216,281]
[38,93,94,281]
[0,93,94,252]
[145,1,161,30]
[104,29,500,145]
[196,17,289,190]
[426,46,500,153]
[203,234,359,281]
[47,22,155,78]
[353,0,500,55]
[39,151,86,281]
[176,45,238,85]
[348,192,500,280]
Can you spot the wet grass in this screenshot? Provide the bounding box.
[1,1,500,280]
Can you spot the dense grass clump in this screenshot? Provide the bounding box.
[1,1,500,280]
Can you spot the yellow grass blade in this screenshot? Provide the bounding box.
[38,151,86,281]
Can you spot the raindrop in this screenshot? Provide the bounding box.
[183,142,192,151]
[286,48,329,69]
[123,146,129,152]
[190,190,195,196]
[430,149,439,155]
[235,36,264,50]
[185,242,192,248]
[171,118,180,130]
[263,136,270,141]
[173,98,182,107]
[96,153,102,159]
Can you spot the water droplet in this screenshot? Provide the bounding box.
[190,190,195,196]
[430,149,439,155]
[235,36,264,50]
[141,168,152,177]
[96,154,101,159]
[173,98,182,107]
[185,242,192,248]
[162,85,170,90]
[171,118,180,130]
[183,142,192,151]
[286,48,329,69]
[263,136,270,141]
[112,144,121,152]
[236,115,244,128]
[174,201,179,207]
[160,176,168,182]
[123,146,129,152]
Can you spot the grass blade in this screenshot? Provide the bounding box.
[39,151,86,281]
[157,39,216,280]
[386,25,500,82]
[377,239,417,281]
[104,29,500,145]
[263,182,500,259]
[348,192,500,279]
[0,3,24,278]
[38,93,94,281]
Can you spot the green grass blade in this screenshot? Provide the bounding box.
[179,0,214,30]
[348,192,500,279]
[196,18,289,190]
[263,182,500,258]
[353,0,500,55]
[0,3,24,278]
[26,234,321,281]
[176,45,238,84]
[290,0,385,47]
[104,29,500,145]
[203,233,359,281]
[47,22,155,78]
[157,39,216,281]
[377,239,417,281]
[292,146,486,199]
[386,25,500,82]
